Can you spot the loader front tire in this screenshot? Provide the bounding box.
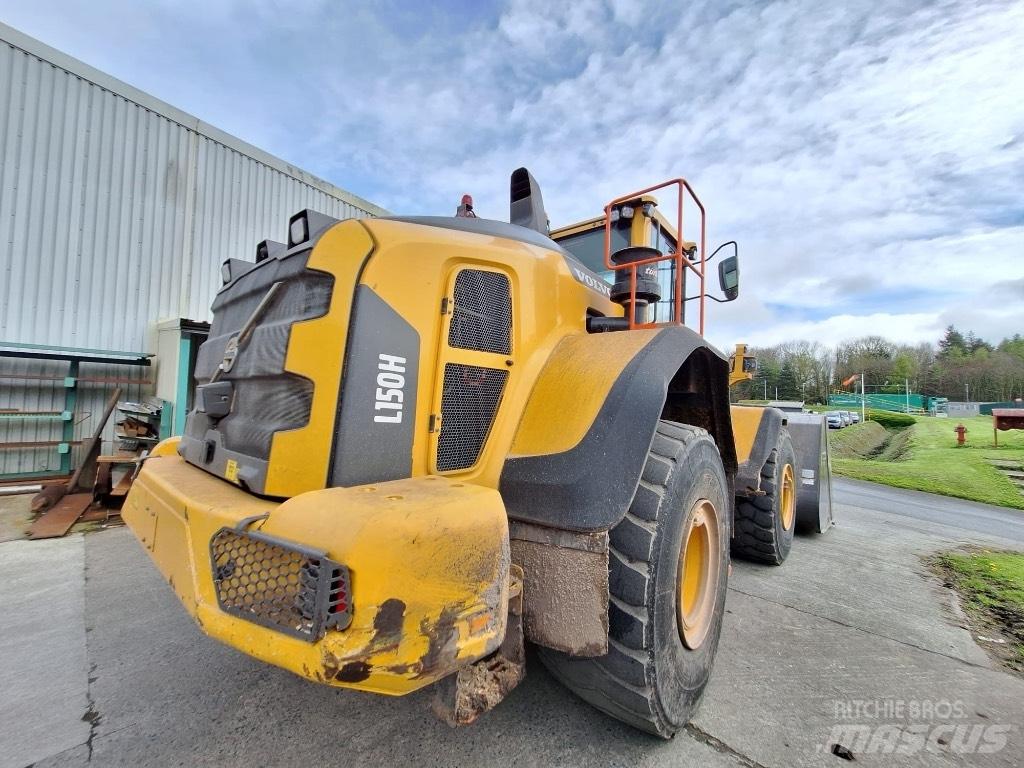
[538,421,730,738]
[731,430,797,565]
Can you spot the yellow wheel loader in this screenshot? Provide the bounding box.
[728,343,757,387]
[123,168,831,738]
[723,343,835,554]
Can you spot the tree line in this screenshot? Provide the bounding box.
[732,327,1024,405]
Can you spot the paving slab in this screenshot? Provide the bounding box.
[0,493,33,543]
[0,535,90,768]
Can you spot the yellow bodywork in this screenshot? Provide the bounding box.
[729,405,767,465]
[124,439,509,695]
[510,329,656,457]
[264,222,374,497]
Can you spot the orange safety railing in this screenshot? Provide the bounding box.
[602,179,706,335]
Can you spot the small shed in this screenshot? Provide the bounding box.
[992,409,1024,446]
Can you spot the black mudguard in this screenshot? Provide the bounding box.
[500,326,736,533]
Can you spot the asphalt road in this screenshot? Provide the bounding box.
[3,479,1023,768]
[835,478,1024,544]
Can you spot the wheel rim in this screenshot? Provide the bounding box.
[677,498,721,650]
[780,463,796,531]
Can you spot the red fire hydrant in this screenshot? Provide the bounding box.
[954,424,968,445]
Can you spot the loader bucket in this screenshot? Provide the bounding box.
[785,412,834,533]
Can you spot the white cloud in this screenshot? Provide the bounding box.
[3,0,1023,347]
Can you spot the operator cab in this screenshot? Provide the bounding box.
[550,199,684,324]
[457,168,739,332]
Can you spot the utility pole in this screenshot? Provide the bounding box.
[965,383,970,403]
[763,379,767,400]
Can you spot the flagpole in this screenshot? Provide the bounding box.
[861,372,866,423]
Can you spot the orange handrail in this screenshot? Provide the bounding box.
[602,179,706,335]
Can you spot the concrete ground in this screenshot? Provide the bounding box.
[2,479,1023,768]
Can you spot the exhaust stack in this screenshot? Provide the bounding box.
[510,167,548,235]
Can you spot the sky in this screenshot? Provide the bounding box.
[2,0,1022,351]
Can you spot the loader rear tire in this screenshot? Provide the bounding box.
[538,421,730,738]
[731,430,796,565]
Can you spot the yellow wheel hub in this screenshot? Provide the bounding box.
[780,463,796,532]
[677,498,721,650]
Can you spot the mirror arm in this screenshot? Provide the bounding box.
[682,294,729,303]
[704,240,737,264]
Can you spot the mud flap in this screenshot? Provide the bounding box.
[433,565,525,725]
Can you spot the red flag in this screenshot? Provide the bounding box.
[841,374,860,388]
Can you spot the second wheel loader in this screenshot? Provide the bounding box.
[122,168,832,737]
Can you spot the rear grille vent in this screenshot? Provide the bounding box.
[190,265,334,460]
[210,527,351,641]
[448,270,512,355]
[436,363,508,472]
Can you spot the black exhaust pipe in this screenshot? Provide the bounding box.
[510,167,548,235]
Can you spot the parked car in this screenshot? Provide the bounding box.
[826,411,843,429]
[838,411,852,427]
[850,411,861,424]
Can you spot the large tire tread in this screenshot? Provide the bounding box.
[732,432,796,565]
[539,421,727,737]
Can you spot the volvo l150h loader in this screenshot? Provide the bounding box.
[123,169,832,737]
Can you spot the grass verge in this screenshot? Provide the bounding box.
[830,415,1024,510]
[933,550,1024,673]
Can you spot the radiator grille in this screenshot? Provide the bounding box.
[436,364,508,472]
[210,527,351,641]
[448,270,512,355]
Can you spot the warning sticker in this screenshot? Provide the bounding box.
[225,459,239,483]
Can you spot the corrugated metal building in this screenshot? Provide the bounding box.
[0,22,386,478]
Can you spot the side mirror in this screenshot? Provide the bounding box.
[718,255,739,301]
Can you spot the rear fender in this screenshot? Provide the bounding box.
[500,325,736,533]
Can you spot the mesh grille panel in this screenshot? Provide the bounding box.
[448,270,512,355]
[210,528,351,641]
[436,364,508,472]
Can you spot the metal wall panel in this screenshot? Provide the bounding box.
[0,23,386,476]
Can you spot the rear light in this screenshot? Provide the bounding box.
[326,568,350,620]
[288,212,309,247]
[286,209,340,249]
[255,239,285,264]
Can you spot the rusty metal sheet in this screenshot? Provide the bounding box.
[28,493,93,539]
[31,484,68,513]
[78,506,111,523]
